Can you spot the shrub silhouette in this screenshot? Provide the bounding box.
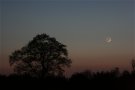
[9,33,71,78]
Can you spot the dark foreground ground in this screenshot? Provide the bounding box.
[0,70,135,90]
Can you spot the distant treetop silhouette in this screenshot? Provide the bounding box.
[132,58,135,71]
[9,33,71,78]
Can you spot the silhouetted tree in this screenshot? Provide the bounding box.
[122,70,130,78]
[131,59,135,71]
[110,67,120,77]
[9,33,71,78]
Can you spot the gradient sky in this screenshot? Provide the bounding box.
[0,0,135,76]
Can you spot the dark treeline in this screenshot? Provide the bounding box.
[0,68,135,90]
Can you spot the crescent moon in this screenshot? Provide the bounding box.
[105,37,112,43]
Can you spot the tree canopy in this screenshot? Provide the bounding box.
[9,33,71,78]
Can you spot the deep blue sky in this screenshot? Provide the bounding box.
[0,0,134,75]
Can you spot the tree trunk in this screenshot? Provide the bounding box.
[41,53,48,79]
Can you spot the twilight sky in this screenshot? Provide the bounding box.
[0,0,135,75]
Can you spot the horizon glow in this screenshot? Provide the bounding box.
[0,0,134,76]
